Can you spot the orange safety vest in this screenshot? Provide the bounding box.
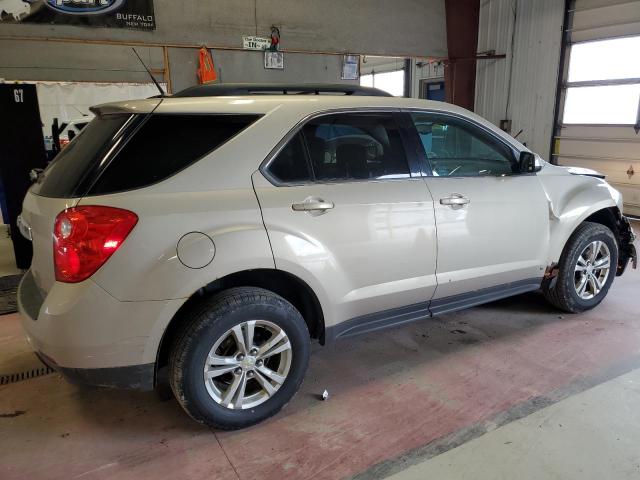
[197,47,217,84]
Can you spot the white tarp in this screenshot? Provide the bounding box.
[31,81,164,134]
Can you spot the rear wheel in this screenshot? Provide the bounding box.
[543,222,618,313]
[169,287,310,429]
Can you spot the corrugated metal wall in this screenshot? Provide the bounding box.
[475,0,565,157]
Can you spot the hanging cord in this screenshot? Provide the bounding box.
[254,0,258,36]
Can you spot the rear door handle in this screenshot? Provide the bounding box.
[292,197,334,215]
[440,193,470,209]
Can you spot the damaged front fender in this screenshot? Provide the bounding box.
[617,214,637,276]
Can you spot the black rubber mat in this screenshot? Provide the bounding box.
[0,274,22,315]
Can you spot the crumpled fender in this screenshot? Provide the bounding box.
[538,172,621,264]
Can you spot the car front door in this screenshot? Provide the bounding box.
[408,111,550,313]
[253,111,438,339]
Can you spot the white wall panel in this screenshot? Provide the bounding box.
[475,0,564,158]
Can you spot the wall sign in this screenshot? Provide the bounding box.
[0,0,156,30]
[243,36,272,51]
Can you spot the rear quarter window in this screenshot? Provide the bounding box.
[34,113,134,198]
[90,114,260,195]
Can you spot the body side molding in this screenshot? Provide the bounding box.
[325,278,543,342]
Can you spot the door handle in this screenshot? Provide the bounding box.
[440,194,470,209]
[292,197,334,215]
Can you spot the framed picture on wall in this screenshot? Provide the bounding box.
[264,51,284,70]
[341,54,360,80]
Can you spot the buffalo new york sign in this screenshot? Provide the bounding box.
[0,0,156,30]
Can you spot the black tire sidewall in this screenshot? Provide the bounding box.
[177,297,309,428]
[561,227,618,311]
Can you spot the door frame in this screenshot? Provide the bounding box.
[259,107,426,186]
[399,108,526,177]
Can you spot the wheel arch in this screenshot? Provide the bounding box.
[155,268,326,378]
[549,205,631,273]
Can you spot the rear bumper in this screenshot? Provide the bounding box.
[18,270,183,390]
[36,350,155,390]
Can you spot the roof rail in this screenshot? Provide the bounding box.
[172,83,392,98]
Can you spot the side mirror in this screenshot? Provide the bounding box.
[518,151,540,173]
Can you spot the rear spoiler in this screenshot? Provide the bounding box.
[90,98,162,117]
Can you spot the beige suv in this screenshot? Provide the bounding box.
[17,84,637,429]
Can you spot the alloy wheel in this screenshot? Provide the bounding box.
[203,320,292,410]
[574,240,611,300]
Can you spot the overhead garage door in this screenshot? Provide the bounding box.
[554,0,640,217]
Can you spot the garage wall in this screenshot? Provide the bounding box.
[0,0,447,90]
[34,82,163,131]
[168,49,356,93]
[411,61,445,99]
[554,0,640,217]
[0,41,164,83]
[474,0,565,157]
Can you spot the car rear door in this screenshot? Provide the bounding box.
[253,110,437,339]
[407,111,550,312]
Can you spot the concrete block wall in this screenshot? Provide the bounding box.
[0,0,447,92]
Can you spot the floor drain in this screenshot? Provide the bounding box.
[0,366,55,385]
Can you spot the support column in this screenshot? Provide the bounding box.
[444,0,480,110]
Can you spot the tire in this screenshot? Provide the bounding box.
[169,287,310,430]
[543,222,618,313]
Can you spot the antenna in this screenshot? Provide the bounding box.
[70,105,88,117]
[131,47,165,97]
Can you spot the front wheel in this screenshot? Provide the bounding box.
[169,287,310,429]
[543,222,618,313]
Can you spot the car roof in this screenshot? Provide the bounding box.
[171,83,392,98]
[93,94,470,117]
[90,91,529,154]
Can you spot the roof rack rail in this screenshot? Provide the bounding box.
[171,83,392,98]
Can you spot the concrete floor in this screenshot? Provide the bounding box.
[389,368,640,480]
[0,222,639,479]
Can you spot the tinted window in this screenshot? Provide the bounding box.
[411,113,516,177]
[268,132,312,183]
[90,114,260,195]
[35,114,134,198]
[303,113,410,181]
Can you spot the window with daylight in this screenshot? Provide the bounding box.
[562,36,640,125]
[360,70,405,97]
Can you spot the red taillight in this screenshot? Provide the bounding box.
[53,206,138,283]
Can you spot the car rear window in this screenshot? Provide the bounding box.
[89,114,260,195]
[34,114,136,198]
[34,113,260,198]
